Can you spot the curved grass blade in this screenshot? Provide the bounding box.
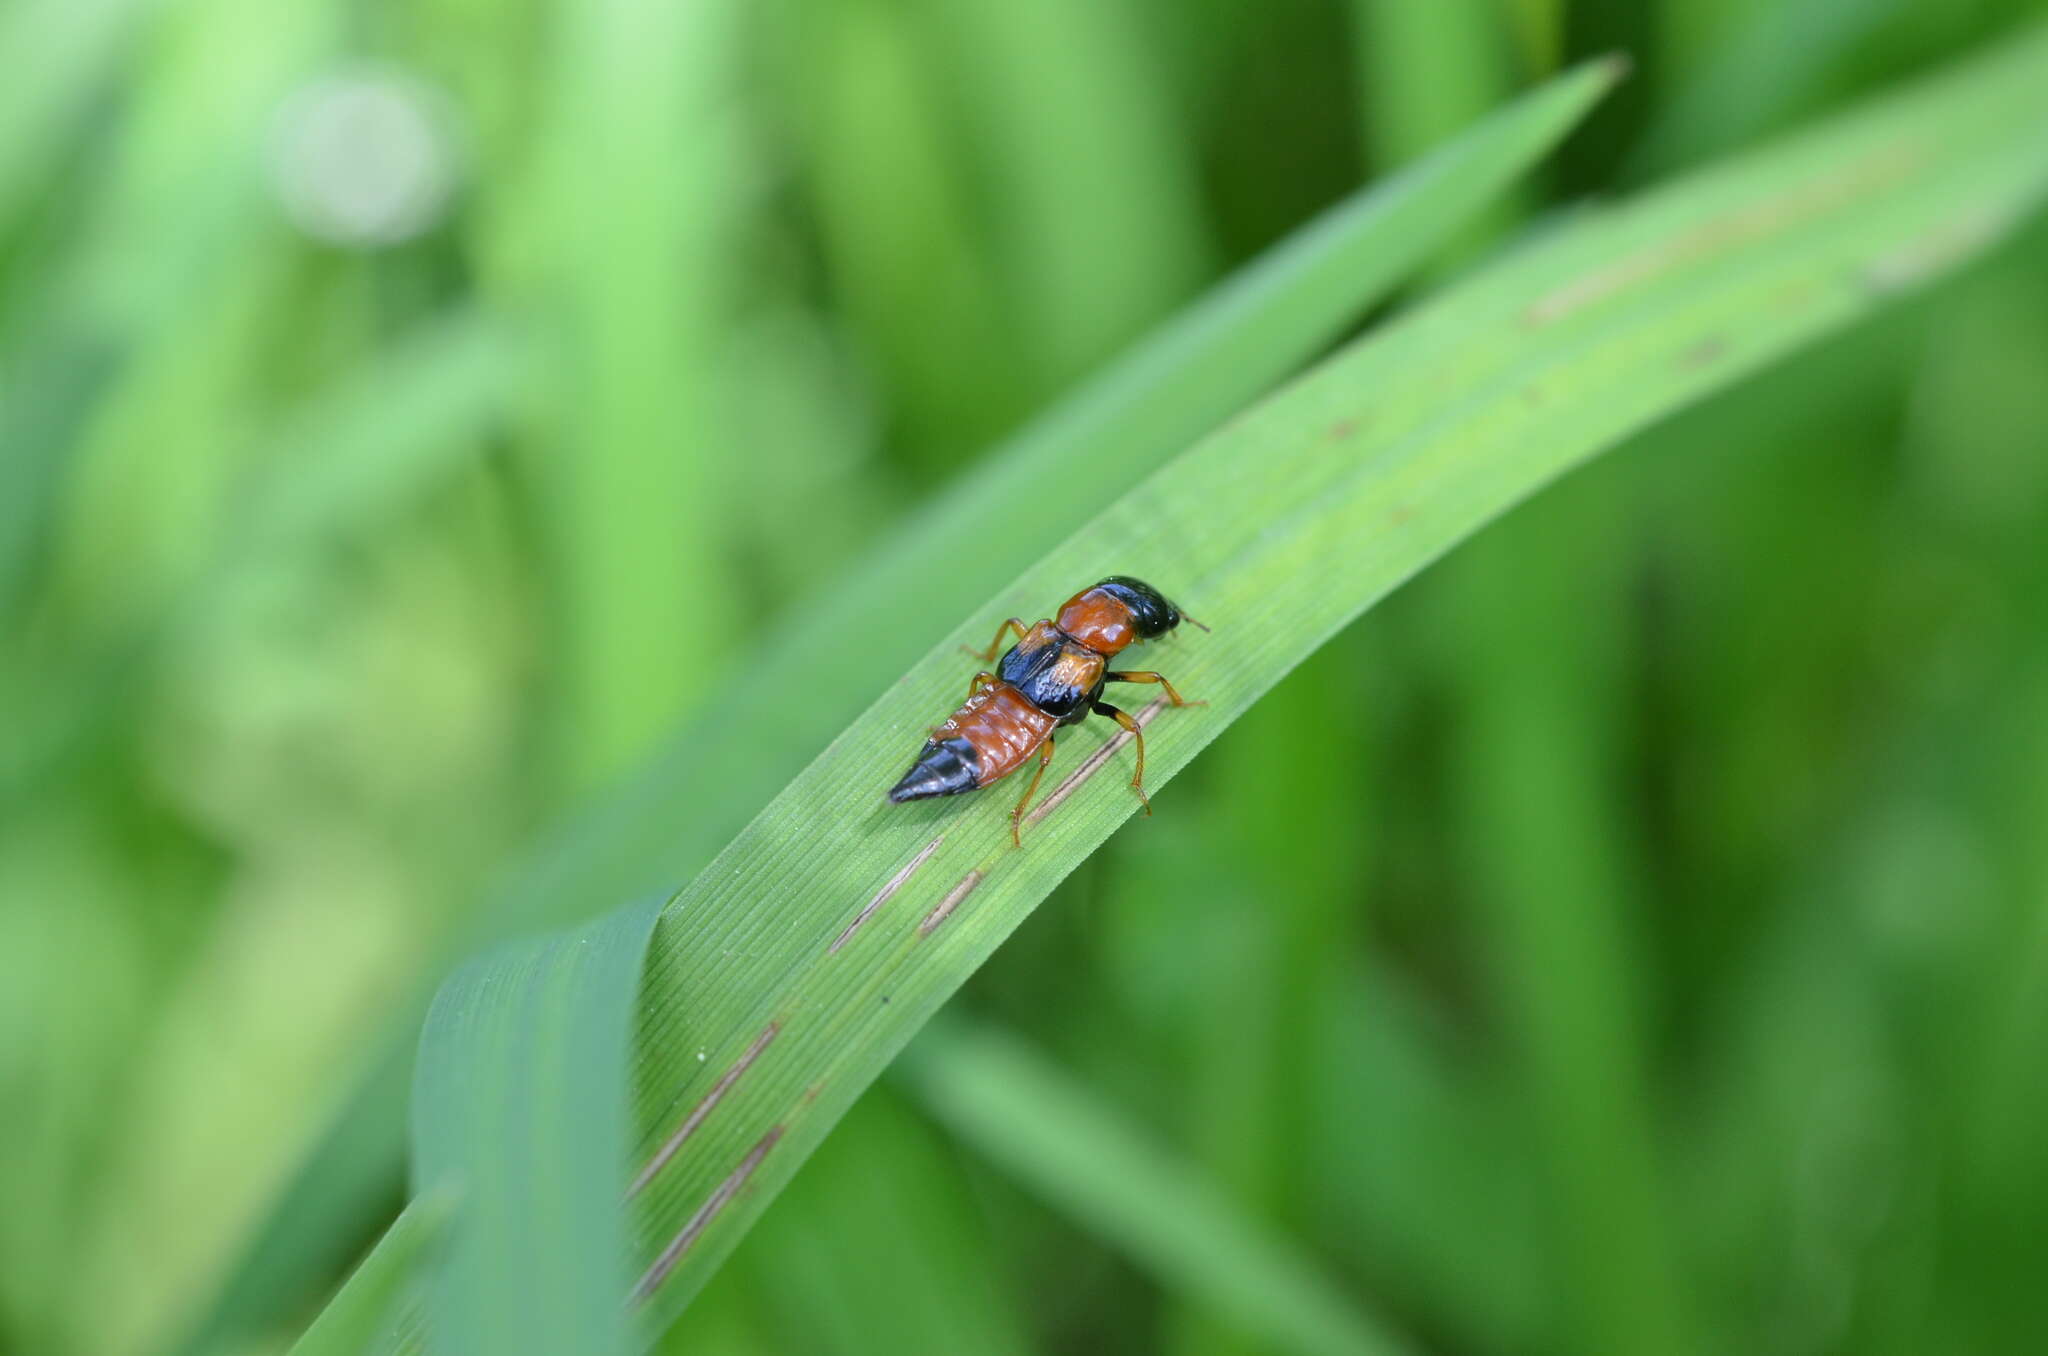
[409,895,667,1356]
[287,1195,448,1356]
[901,1020,1410,1356]
[618,22,2048,1331]
[292,23,2048,1342]
[495,54,1625,938]
[243,65,1619,1354]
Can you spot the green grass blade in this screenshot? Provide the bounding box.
[928,0,1214,385]
[410,896,667,1355]
[0,0,153,220]
[495,55,1622,931]
[775,0,1027,464]
[209,65,1616,1355]
[1350,0,1514,174]
[287,1195,447,1356]
[532,0,744,790]
[614,23,2048,1330]
[689,1085,1037,1356]
[291,24,2048,1339]
[175,1048,416,1356]
[901,1020,1410,1356]
[1442,482,1691,1352]
[222,310,528,558]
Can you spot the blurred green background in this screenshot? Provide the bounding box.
[6,1,2048,1353]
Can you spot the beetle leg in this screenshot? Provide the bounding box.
[963,618,1030,662]
[1009,736,1055,846]
[1091,701,1152,815]
[1103,670,1203,708]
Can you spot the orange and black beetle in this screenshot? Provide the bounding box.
[888,576,1205,844]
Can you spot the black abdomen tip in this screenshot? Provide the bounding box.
[888,737,981,802]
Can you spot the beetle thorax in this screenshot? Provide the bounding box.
[1054,589,1135,655]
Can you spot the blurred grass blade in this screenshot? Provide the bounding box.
[704,1085,1037,1356]
[534,0,742,789]
[612,22,2048,1329]
[410,896,667,1356]
[929,0,1213,385]
[1,309,528,806]
[225,310,528,557]
[0,0,152,219]
[901,1020,1410,1356]
[205,64,1617,1352]
[287,1195,446,1356]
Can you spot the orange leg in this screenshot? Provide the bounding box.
[963,618,1030,663]
[1104,670,1202,707]
[1092,702,1151,815]
[1008,737,1056,847]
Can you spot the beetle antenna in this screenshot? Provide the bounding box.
[1179,611,1211,633]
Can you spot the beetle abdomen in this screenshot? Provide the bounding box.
[891,680,1057,801]
[887,735,981,801]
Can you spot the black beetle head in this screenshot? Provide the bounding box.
[1095,576,1181,639]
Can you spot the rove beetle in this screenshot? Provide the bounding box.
[888,576,1206,845]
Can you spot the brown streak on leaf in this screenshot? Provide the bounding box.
[627,1022,780,1200]
[1863,204,2013,292]
[629,1126,785,1306]
[831,834,945,954]
[1679,336,1729,369]
[1524,139,1925,325]
[918,870,986,936]
[1024,697,1169,828]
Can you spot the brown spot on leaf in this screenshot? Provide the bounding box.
[1679,336,1728,369]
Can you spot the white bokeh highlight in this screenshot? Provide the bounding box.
[268,68,459,247]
